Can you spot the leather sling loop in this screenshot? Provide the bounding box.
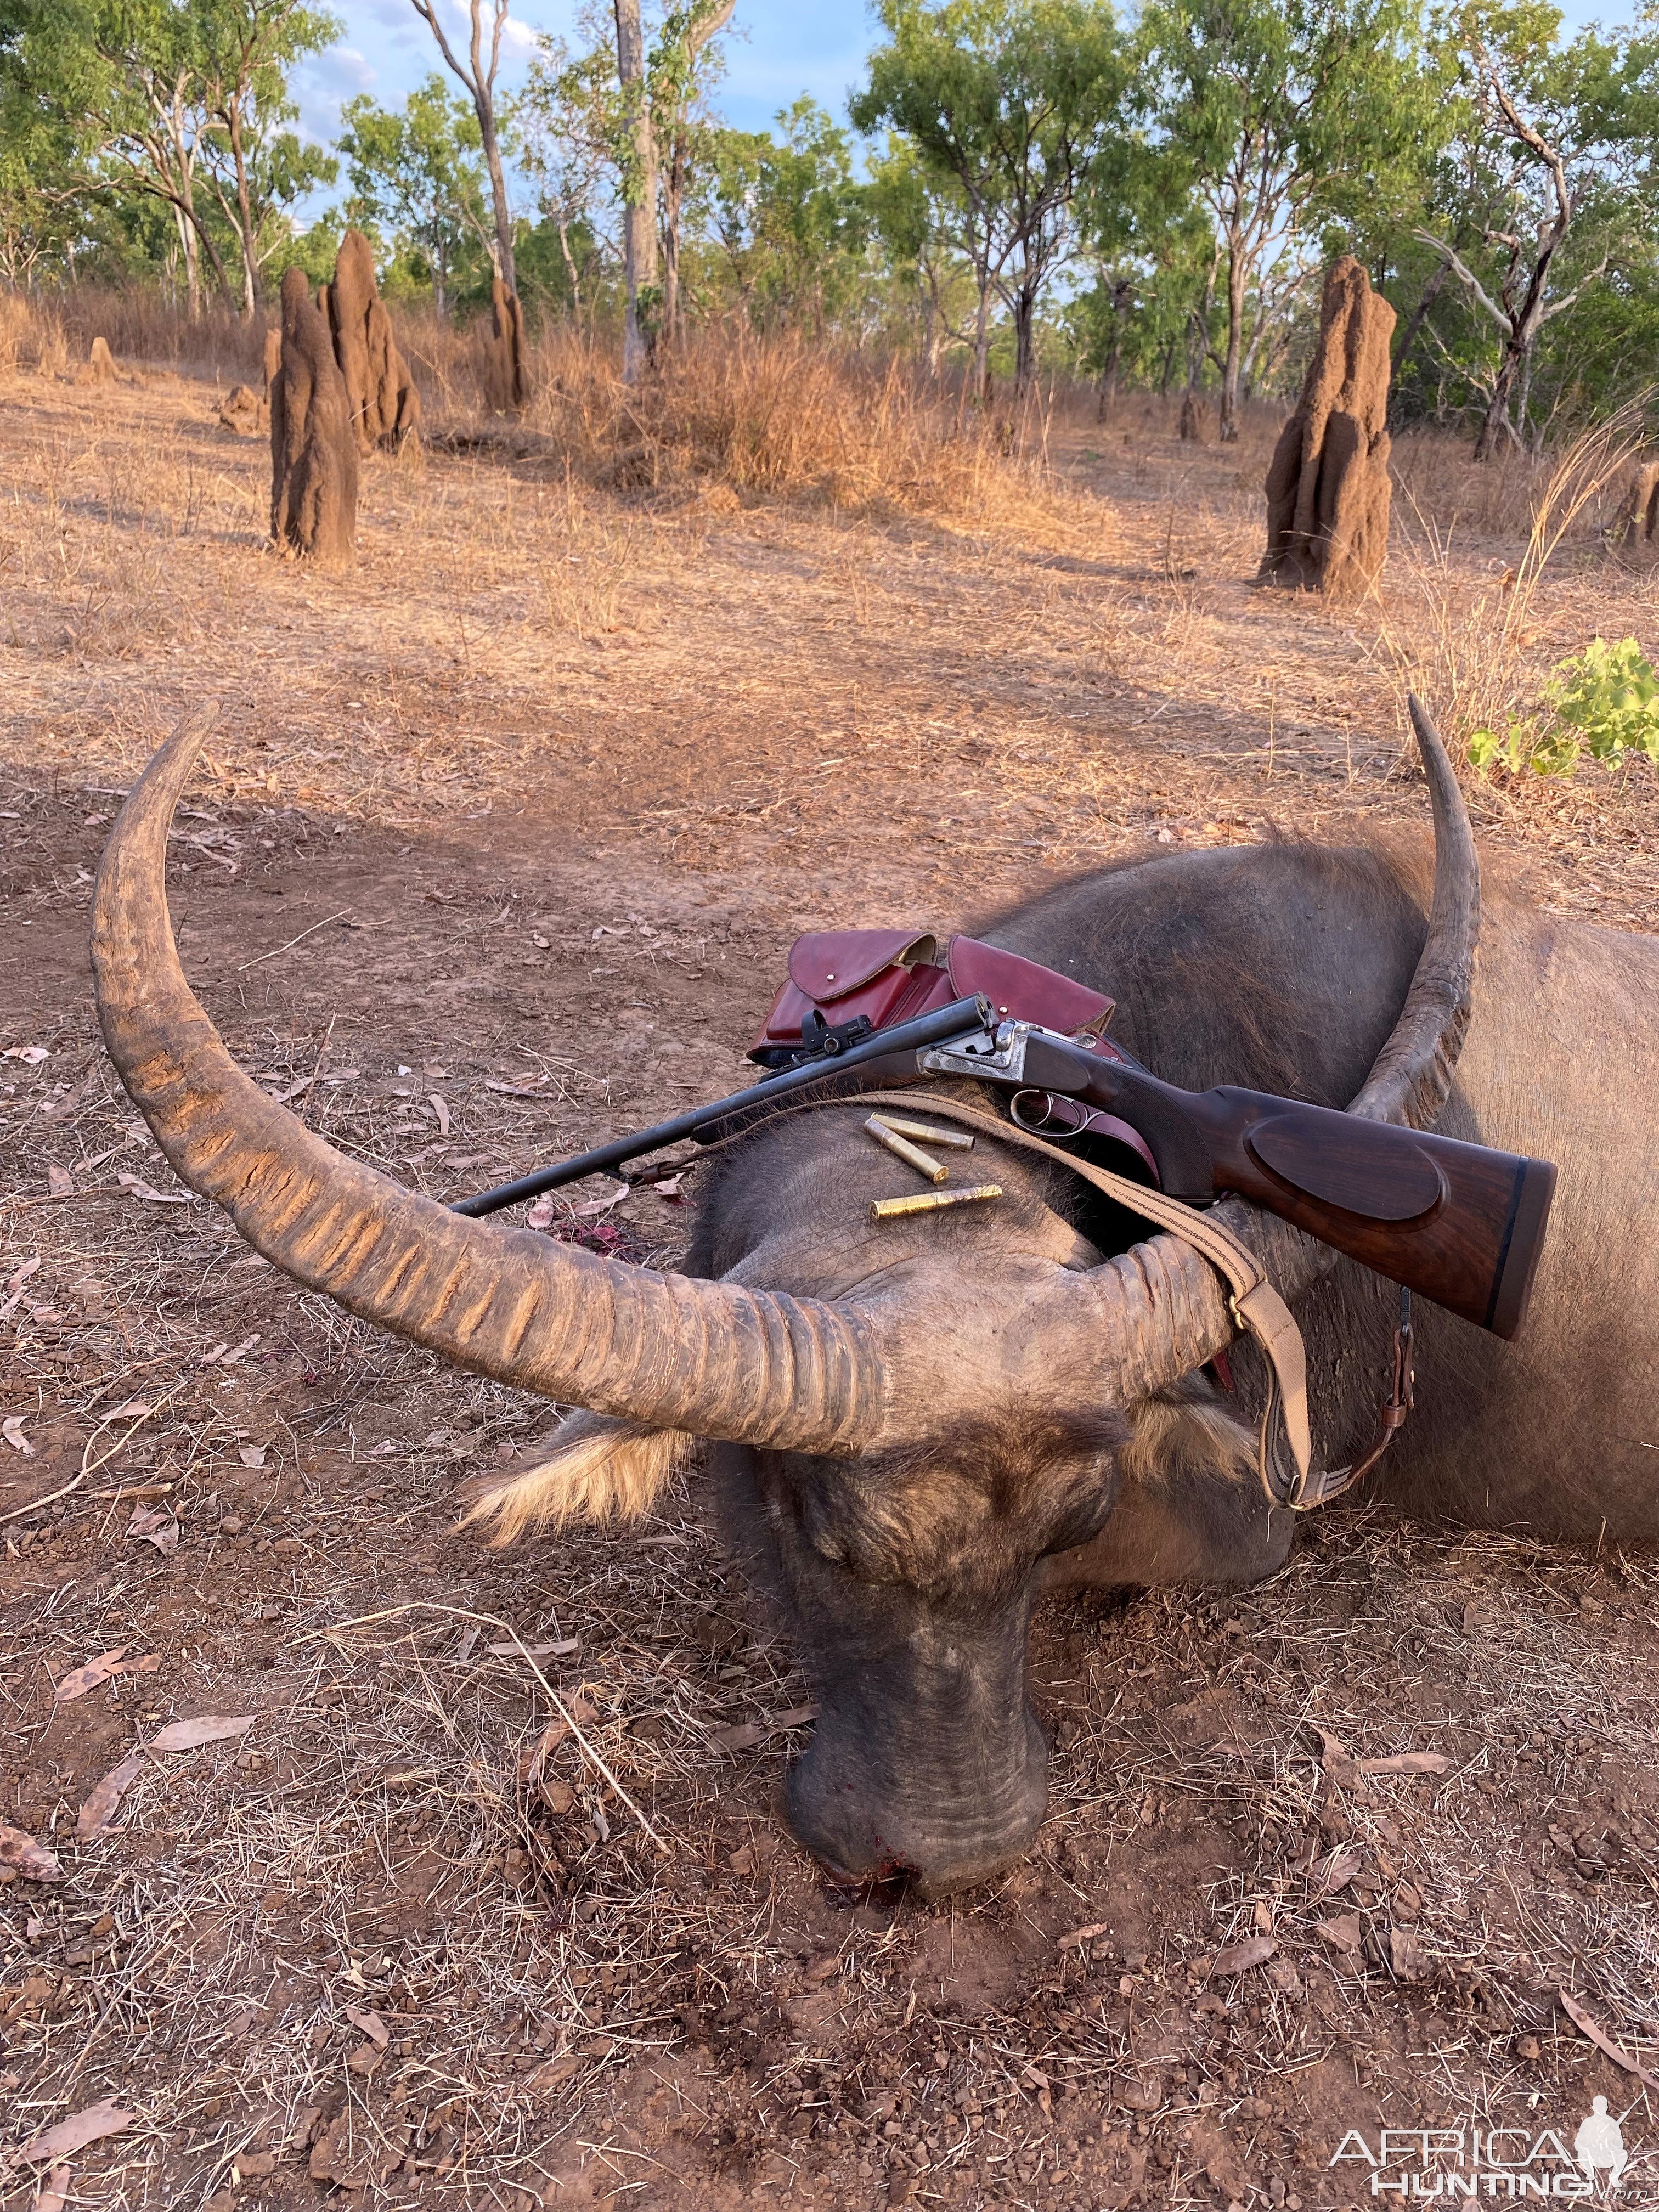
[853,1090,1331,1510]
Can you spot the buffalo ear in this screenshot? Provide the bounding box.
[456,1414,692,1544]
[1119,1378,1255,1491]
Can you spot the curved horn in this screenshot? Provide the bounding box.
[91,713,888,1457]
[1079,692,1482,1400]
[1345,694,1479,1129]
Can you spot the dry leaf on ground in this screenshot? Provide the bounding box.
[19,2098,133,2163]
[712,1705,817,1754]
[1316,1726,1361,1786]
[35,2166,71,2212]
[47,1163,74,1198]
[1318,1913,1363,1953]
[1316,1847,1363,1894]
[1390,1927,1427,1980]
[1057,1921,1111,1950]
[56,1650,160,1702]
[1211,1934,1277,1974]
[149,1714,255,1751]
[1558,1988,1659,2089]
[116,1172,189,1205]
[527,2054,582,2091]
[0,1821,64,1883]
[76,1751,145,1840]
[2,1414,34,1455]
[573,1183,630,1217]
[237,1443,267,1468]
[54,1647,126,1700]
[345,2005,388,2047]
[1358,1751,1452,1775]
[126,1505,178,1555]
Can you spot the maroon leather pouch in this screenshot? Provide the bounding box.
[754,929,944,1052]
[751,929,1116,1056]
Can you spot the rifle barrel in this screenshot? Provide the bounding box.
[453,995,991,1218]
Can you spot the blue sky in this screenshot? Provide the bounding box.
[291,0,878,167]
[291,0,1616,209]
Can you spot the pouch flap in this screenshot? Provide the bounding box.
[946,936,1114,1034]
[787,929,938,1003]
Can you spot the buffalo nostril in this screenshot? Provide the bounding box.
[811,1855,919,1909]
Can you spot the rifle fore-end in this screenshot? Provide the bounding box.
[1042,1046,1556,1341]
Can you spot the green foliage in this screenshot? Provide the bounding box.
[1469,638,1659,774]
[338,75,491,309]
[852,0,1128,391]
[709,99,870,334]
[0,0,336,303]
[1137,0,1442,430]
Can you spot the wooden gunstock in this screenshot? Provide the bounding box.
[1196,1088,1556,1338]
[1023,1039,1557,1340]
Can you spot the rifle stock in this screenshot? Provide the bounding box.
[1020,1037,1556,1340]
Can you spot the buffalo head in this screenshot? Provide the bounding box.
[91,701,1476,1894]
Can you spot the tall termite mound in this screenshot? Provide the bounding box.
[1620,461,1659,548]
[88,335,118,383]
[482,274,529,413]
[326,229,420,450]
[1258,256,1395,599]
[270,267,358,567]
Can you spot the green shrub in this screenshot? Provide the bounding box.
[1468,636,1659,775]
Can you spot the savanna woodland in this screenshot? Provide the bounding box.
[4,0,1659,2202]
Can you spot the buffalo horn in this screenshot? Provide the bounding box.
[89,712,891,1457]
[1080,693,1483,1403]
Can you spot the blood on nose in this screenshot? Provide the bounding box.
[811,1854,918,1909]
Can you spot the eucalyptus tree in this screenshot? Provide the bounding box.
[513,36,616,315]
[1418,2,1657,456]
[198,0,337,314]
[852,0,1130,399]
[338,76,492,310]
[708,100,870,335]
[1139,0,1437,437]
[407,0,517,291]
[865,136,981,368]
[0,0,230,313]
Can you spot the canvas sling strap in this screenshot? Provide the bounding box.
[849,1089,1397,1514]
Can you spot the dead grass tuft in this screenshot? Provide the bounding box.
[1376,408,1650,759]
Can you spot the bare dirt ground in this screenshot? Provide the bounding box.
[3,361,1658,2212]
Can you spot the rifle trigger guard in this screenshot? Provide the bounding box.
[1009,1087,1097,1137]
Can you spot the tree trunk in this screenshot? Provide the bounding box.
[176,201,201,320]
[1219,238,1245,442]
[662,128,686,345]
[1474,345,1522,461]
[969,279,992,407]
[1389,254,1450,403]
[1012,284,1038,401]
[1096,278,1129,419]
[613,0,657,383]
[229,98,258,317]
[1515,348,1535,451]
[556,213,580,316]
[477,101,516,294]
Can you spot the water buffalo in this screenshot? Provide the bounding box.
[93,708,1656,1896]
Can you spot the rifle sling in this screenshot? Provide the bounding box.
[851,1089,1386,1514]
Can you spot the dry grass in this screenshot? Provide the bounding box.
[8,286,1051,523]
